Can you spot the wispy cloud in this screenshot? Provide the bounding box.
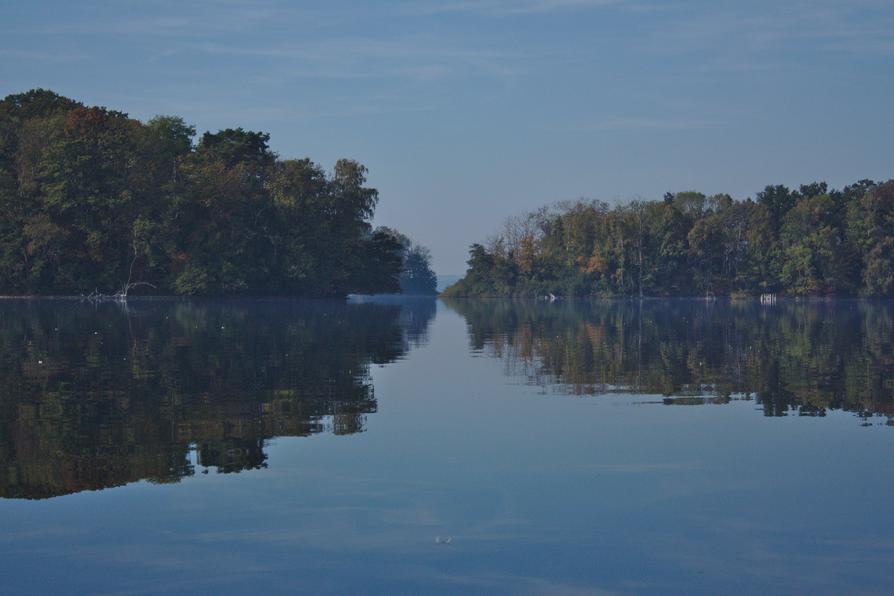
[544,116,721,133]
[589,116,719,131]
[164,37,526,81]
[0,49,86,62]
[655,0,894,65]
[25,1,317,38]
[406,0,625,15]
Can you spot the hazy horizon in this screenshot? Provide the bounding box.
[3,0,892,274]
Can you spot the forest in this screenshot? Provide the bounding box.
[444,179,894,298]
[0,89,436,297]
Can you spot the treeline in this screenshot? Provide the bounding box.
[445,180,894,297]
[0,89,435,296]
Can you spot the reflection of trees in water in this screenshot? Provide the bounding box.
[350,295,437,349]
[446,299,894,423]
[0,299,435,499]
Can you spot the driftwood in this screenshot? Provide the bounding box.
[83,281,156,304]
[83,284,156,303]
[82,252,157,303]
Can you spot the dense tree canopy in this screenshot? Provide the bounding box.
[377,227,438,295]
[0,89,412,297]
[445,179,894,298]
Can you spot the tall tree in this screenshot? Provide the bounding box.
[0,90,409,297]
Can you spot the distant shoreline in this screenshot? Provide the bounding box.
[0,294,439,301]
[0,294,887,303]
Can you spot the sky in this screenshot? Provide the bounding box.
[1,0,892,275]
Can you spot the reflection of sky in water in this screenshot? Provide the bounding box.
[1,300,894,594]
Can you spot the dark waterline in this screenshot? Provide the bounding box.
[0,298,892,594]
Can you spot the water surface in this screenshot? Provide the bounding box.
[1,298,892,594]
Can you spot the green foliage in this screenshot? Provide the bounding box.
[376,227,438,295]
[0,90,406,297]
[847,181,894,296]
[445,181,894,298]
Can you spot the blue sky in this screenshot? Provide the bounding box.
[2,0,892,274]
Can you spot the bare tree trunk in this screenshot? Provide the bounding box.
[636,204,644,300]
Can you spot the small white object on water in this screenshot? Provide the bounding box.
[434,536,452,545]
[38,360,43,365]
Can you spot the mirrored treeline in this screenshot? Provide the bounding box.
[0,299,435,500]
[446,299,894,423]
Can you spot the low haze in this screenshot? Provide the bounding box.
[2,0,892,274]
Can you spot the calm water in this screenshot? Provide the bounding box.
[1,298,893,594]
